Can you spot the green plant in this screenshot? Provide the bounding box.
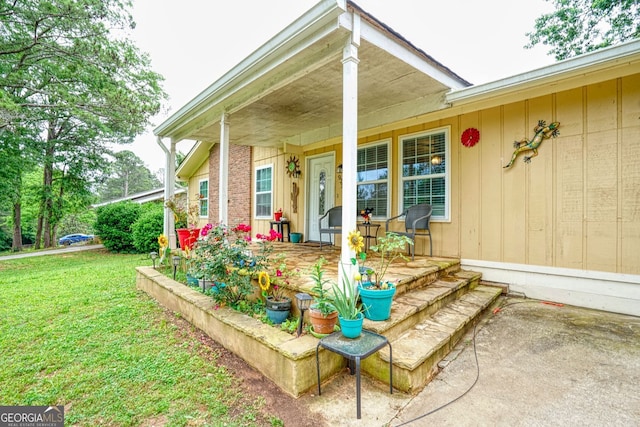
[132,204,164,254]
[366,232,414,288]
[331,266,363,320]
[309,257,336,315]
[94,201,141,253]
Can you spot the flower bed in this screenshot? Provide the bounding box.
[135,266,345,397]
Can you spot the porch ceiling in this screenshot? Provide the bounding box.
[156,1,470,149]
[187,41,454,147]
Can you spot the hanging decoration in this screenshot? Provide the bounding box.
[461,127,480,147]
[504,120,560,168]
[286,155,301,178]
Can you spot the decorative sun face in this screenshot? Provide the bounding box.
[286,155,300,177]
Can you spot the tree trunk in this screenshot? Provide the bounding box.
[11,201,22,252]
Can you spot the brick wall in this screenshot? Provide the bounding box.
[208,144,252,227]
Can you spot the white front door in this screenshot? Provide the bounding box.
[306,154,335,242]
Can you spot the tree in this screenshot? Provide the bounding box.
[0,0,167,248]
[98,150,162,202]
[526,0,640,60]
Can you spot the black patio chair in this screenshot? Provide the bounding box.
[385,203,432,259]
[318,206,342,250]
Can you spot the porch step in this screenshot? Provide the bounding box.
[362,269,483,343]
[362,284,502,394]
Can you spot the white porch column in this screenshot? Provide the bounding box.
[340,14,360,284]
[219,113,230,225]
[157,137,177,249]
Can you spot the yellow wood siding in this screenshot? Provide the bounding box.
[454,75,639,275]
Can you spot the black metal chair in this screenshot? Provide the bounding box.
[318,206,342,250]
[385,203,432,259]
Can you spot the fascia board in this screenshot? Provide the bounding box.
[350,13,468,90]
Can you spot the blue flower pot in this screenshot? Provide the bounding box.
[265,297,291,324]
[290,232,303,243]
[359,283,396,321]
[339,313,364,339]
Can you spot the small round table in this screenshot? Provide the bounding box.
[357,223,380,252]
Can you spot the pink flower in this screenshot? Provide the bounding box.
[276,269,283,277]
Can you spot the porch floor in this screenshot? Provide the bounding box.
[257,241,459,298]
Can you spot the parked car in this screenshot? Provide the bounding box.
[58,234,94,246]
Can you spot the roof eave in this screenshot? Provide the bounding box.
[447,39,640,106]
[154,0,347,140]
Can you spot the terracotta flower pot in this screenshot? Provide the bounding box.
[308,308,338,335]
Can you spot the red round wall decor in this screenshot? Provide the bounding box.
[461,127,480,147]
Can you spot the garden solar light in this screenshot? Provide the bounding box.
[150,251,158,269]
[172,256,181,280]
[295,293,313,337]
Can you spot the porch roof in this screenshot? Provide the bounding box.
[154,0,470,151]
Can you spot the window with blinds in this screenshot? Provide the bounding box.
[255,165,273,218]
[198,179,208,217]
[357,141,390,218]
[400,128,449,220]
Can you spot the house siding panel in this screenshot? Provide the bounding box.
[501,102,527,264]
[459,113,481,260]
[479,107,503,262]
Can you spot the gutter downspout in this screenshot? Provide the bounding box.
[157,136,177,249]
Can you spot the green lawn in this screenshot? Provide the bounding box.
[0,249,280,426]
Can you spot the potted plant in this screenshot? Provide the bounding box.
[258,252,298,324]
[308,257,338,335]
[165,194,201,250]
[348,230,413,321]
[331,266,365,338]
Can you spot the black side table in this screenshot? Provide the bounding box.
[357,223,380,252]
[316,330,392,419]
[269,220,290,242]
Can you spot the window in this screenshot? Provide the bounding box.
[357,141,389,218]
[255,165,273,218]
[199,180,208,217]
[400,127,449,220]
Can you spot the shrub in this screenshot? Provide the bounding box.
[94,201,141,253]
[132,204,164,254]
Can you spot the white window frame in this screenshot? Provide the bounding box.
[398,126,451,222]
[254,164,273,219]
[357,139,391,220]
[198,179,208,218]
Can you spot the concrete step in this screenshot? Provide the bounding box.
[361,284,502,394]
[362,269,483,343]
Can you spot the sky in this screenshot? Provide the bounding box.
[123,0,556,175]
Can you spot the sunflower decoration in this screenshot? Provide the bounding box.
[258,271,271,296]
[348,230,368,283]
[158,234,170,265]
[158,234,168,249]
[347,230,364,254]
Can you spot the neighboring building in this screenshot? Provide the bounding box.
[155,0,640,316]
[92,187,185,208]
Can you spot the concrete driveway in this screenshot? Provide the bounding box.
[301,297,640,426]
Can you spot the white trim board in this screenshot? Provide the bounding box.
[461,259,640,317]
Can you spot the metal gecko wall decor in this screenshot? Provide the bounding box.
[504,120,560,168]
